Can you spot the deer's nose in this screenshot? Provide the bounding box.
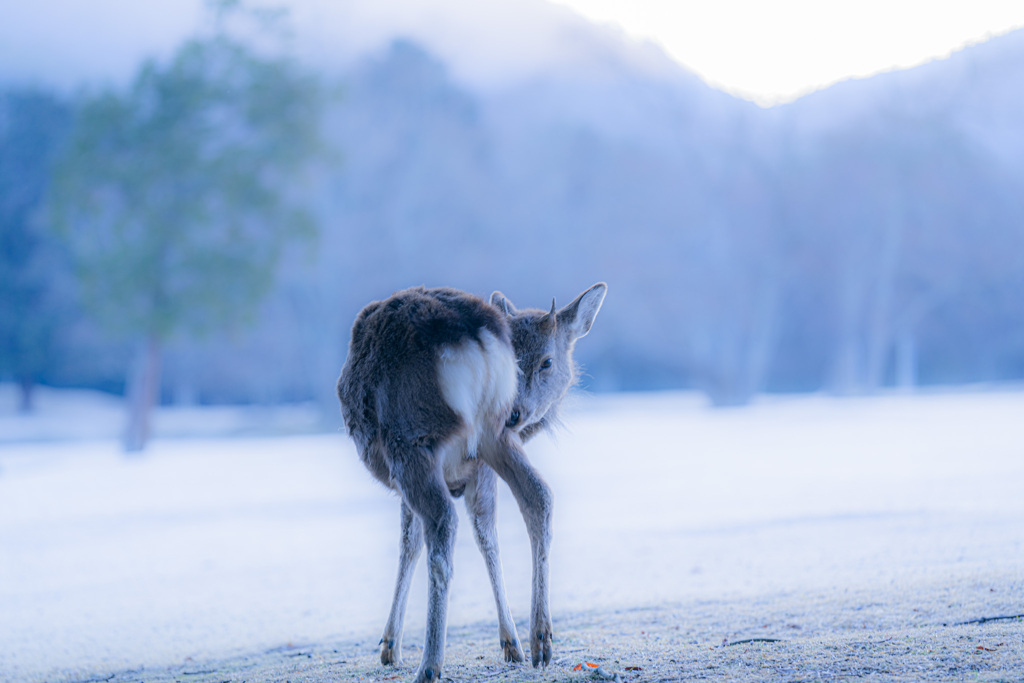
[507,409,521,427]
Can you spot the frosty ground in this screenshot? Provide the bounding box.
[1,386,1022,681]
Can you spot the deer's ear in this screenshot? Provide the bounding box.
[490,291,516,316]
[557,282,607,340]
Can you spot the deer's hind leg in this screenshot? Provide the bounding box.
[380,499,423,666]
[391,441,458,683]
[465,463,525,663]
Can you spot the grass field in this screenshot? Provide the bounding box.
[2,386,1022,681]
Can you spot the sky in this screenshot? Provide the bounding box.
[0,0,1023,105]
[552,0,1024,104]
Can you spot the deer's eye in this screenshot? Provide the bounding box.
[540,357,552,370]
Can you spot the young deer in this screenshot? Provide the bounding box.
[337,283,606,683]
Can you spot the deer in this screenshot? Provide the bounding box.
[337,283,607,683]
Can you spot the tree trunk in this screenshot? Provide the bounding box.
[17,375,35,413]
[895,329,918,391]
[123,335,162,453]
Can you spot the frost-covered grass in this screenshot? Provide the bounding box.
[0,383,325,442]
[1,386,1023,681]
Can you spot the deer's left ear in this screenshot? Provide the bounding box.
[490,291,516,316]
[557,282,607,340]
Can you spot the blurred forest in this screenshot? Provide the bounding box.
[2,18,1024,422]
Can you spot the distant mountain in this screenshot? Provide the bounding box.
[775,28,1024,169]
[289,0,700,92]
[281,28,1022,404]
[6,2,1023,406]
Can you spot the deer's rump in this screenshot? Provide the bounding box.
[337,287,517,489]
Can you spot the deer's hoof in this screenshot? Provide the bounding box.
[502,637,525,663]
[530,624,553,668]
[379,637,401,666]
[413,664,442,682]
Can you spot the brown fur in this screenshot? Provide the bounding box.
[337,283,606,682]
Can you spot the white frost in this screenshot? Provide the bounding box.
[1,387,1023,681]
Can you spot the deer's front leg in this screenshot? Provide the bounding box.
[380,500,423,666]
[465,464,525,663]
[482,434,553,667]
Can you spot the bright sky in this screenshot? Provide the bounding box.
[1,1,1022,105]
[552,0,1024,104]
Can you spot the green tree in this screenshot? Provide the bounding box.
[0,88,73,411]
[48,8,323,451]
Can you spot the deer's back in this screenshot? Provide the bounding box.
[338,287,516,488]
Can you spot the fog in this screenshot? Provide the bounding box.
[3,2,1023,415]
[0,0,641,92]
[3,4,1024,679]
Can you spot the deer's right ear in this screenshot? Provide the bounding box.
[490,291,516,316]
[558,282,607,339]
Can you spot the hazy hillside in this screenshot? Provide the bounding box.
[3,9,1023,408]
[777,29,1024,153]
[229,27,1022,406]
